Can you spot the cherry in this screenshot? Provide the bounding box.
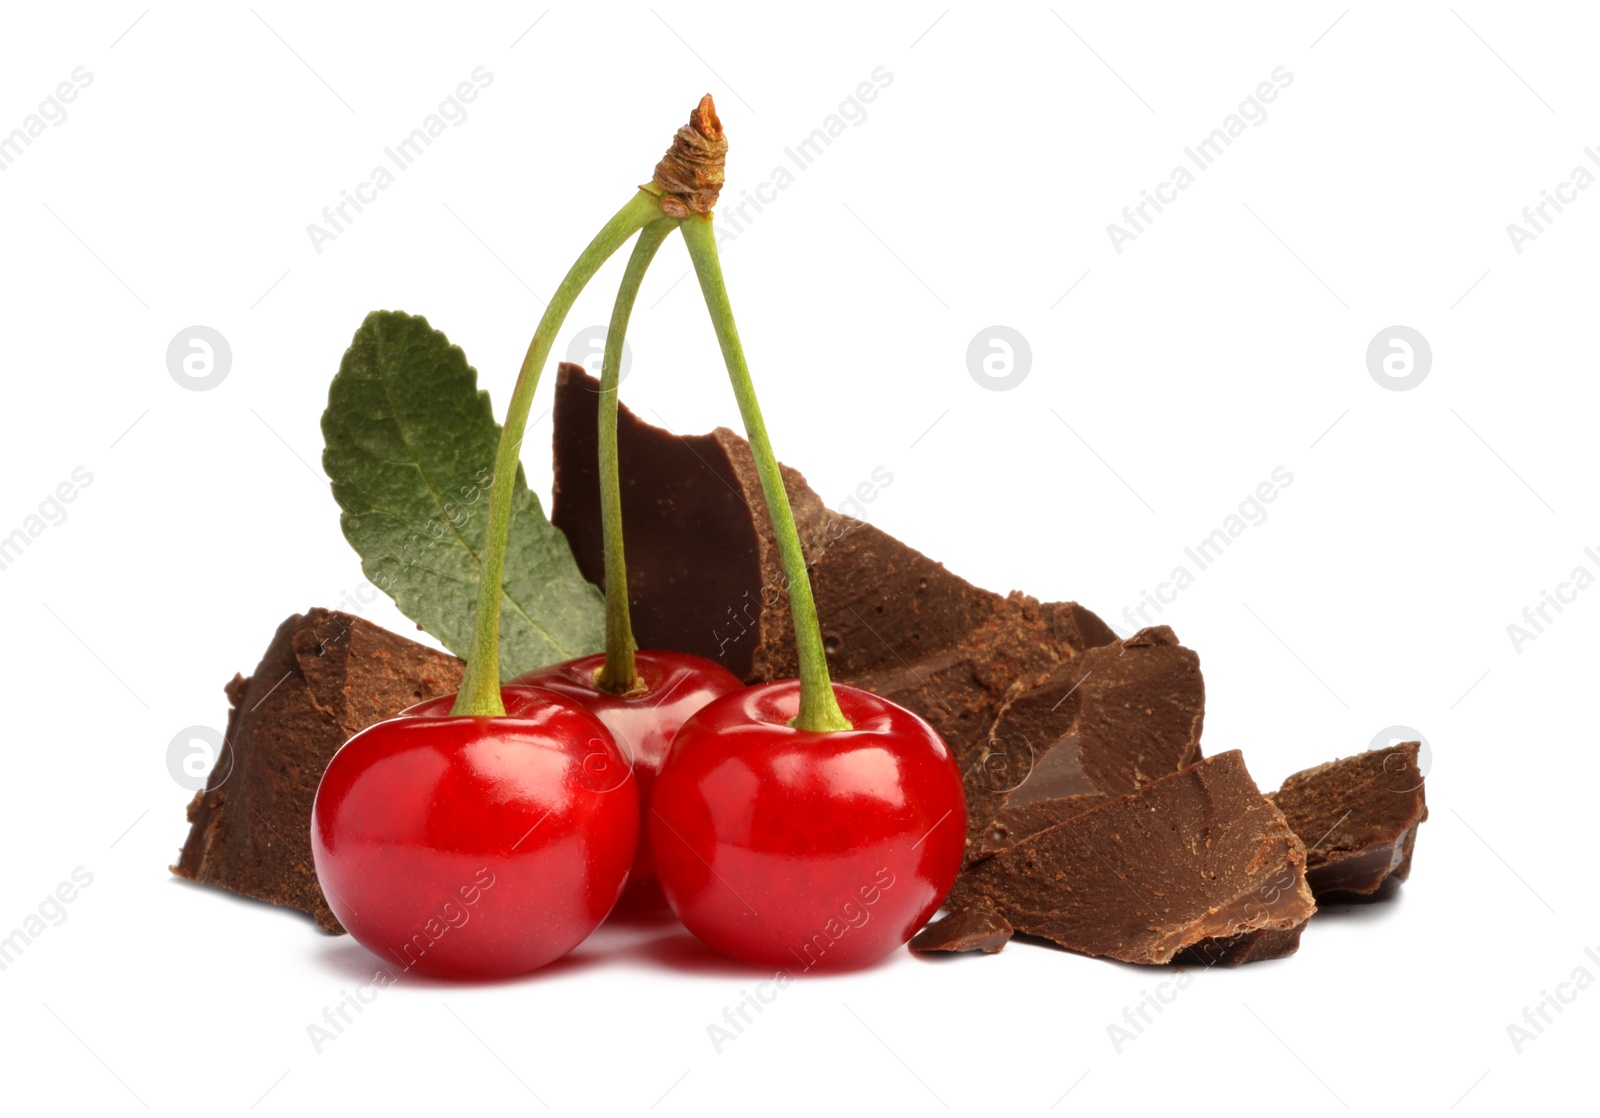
[311,686,637,979]
[513,650,742,909]
[649,680,966,971]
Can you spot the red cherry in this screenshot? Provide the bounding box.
[311,686,637,979]
[649,681,966,971]
[513,651,743,909]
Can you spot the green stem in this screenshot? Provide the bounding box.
[453,189,666,717]
[594,218,677,696]
[680,215,851,732]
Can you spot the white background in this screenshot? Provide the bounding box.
[0,2,1593,1114]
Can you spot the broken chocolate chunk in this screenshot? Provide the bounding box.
[551,362,1117,779]
[171,608,463,932]
[967,625,1204,858]
[1270,742,1428,900]
[954,751,1315,965]
[909,905,1015,954]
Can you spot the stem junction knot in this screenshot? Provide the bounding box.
[652,94,727,218]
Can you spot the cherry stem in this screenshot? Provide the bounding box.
[453,189,667,717]
[594,219,678,697]
[680,214,852,733]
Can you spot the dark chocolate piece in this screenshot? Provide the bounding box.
[1270,743,1428,900]
[839,595,1117,778]
[552,364,992,680]
[909,906,1015,954]
[967,625,1204,859]
[956,751,1315,965]
[171,608,463,932]
[918,898,1304,965]
[1191,924,1307,967]
[550,362,1116,780]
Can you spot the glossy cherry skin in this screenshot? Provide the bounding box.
[650,681,966,971]
[311,686,637,979]
[513,651,743,909]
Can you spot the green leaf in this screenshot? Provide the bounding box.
[321,310,604,678]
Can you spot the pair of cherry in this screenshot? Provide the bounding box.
[311,649,966,978]
[312,96,966,979]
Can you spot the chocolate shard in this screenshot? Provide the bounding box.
[909,906,1015,954]
[956,751,1315,965]
[1270,742,1428,901]
[966,625,1204,859]
[550,362,1116,778]
[171,608,463,932]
